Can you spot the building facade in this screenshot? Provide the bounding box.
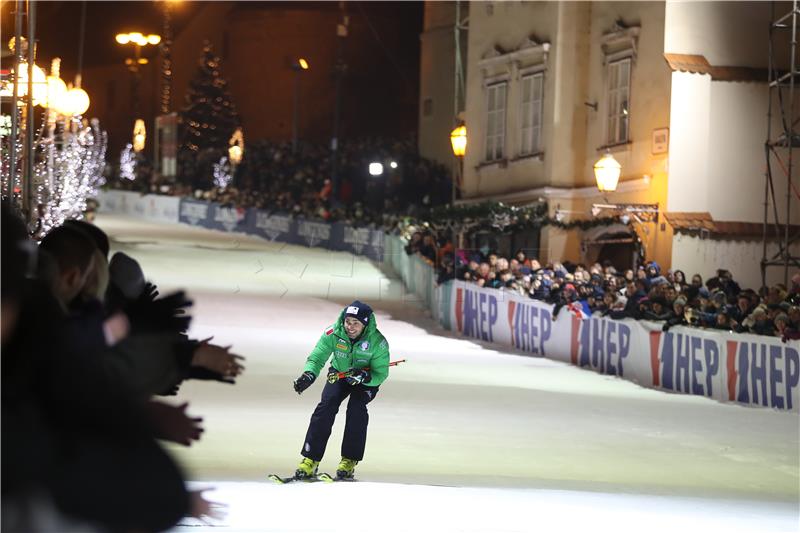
[417,1,468,168]
[434,1,799,288]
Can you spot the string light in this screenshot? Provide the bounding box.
[1,135,23,201]
[120,143,136,181]
[213,155,232,189]
[36,118,108,234]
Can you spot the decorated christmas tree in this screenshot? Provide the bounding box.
[178,41,241,187]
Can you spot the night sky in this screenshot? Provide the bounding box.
[1,1,424,143]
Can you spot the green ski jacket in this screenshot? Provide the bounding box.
[303,310,390,387]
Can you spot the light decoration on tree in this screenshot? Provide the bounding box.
[1,134,24,201]
[35,118,108,234]
[213,156,232,189]
[177,41,241,186]
[1,39,103,232]
[120,143,136,181]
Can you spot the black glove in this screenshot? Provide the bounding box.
[127,290,193,335]
[345,368,371,386]
[293,371,315,394]
[140,281,159,303]
[158,382,182,396]
[187,366,236,384]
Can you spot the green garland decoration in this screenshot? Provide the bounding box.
[421,201,625,234]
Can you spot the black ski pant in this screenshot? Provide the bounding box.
[301,368,379,462]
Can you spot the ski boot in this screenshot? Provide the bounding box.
[295,457,320,479]
[336,457,358,480]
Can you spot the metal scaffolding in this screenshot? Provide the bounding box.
[763,0,800,286]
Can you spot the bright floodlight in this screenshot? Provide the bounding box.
[389,161,398,169]
[298,58,309,70]
[369,162,384,176]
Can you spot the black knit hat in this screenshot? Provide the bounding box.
[344,300,373,326]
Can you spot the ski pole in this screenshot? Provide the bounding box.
[327,359,407,383]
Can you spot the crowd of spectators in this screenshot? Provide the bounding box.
[2,202,245,531]
[405,230,800,341]
[109,136,452,227]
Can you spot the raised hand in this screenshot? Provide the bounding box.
[189,488,227,524]
[192,340,246,379]
[145,400,204,446]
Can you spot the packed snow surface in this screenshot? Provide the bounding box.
[96,214,799,533]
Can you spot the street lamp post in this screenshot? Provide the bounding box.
[450,124,467,278]
[591,152,660,269]
[292,58,309,154]
[593,152,621,192]
[330,6,349,204]
[115,31,160,120]
[450,124,466,204]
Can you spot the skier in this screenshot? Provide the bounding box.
[291,300,390,480]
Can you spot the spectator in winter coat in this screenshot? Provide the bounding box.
[748,308,775,336]
[662,297,689,331]
[609,280,645,319]
[713,310,735,331]
[38,226,97,310]
[404,232,423,256]
[418,234,437,264]
[786,273,800,305]
[731,294,754,331]
[515,250,532,268]
[643,296,673,321]
[672,270,688,290]
[789,306,800,329]
[772,311,798,338]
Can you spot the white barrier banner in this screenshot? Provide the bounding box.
[96,190,179,224]
[141,194,180,223]
[96,189,139,216]
[96,189,122,213]
[444,281,799,411]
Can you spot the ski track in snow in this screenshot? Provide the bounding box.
[94,214,800,533]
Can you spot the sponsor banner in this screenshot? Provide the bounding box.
[343,225,372,256]
[383,234,405,276]
[649,327,800,410]
[96,189,122,213]
[365,229,385,262]
[297,219,332,248]
[567,315,651,387]
[438,279,454,329]
[115,190,142,217]
[178,198,212,227]
[141,194,180,223]
[207,203,250,233]
[327,222,348,252]
[99,189,386,260]
[96,190,179,224]
[248,211,295,243]
[445,280,799,411]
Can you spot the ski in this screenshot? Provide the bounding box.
[318,472,357,482]
[268,472,334,484]
[268,472,357,483]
